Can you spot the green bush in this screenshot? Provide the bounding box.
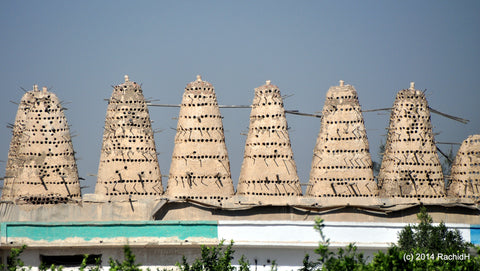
[177,240,235,271]
[303,207,480,270]
[108,245,141,271]
[79,254,102,271]
[370,206,480,270]
[2,245,30,271]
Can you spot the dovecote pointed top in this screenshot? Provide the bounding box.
[378,84,445,198]
[186,75,214,92]
[166,76,234,200]
[95,77,163,200]
[307,82,376,198]
[1,87,81,204]
[237,81,302,197]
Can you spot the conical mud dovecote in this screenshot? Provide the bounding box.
[95,76,163,200]
[1,85,81,204]
[378,82,445,198]
[307,80,377,198]
[237,80,301,197]
[166,75,234,200]
[448,135,480,199]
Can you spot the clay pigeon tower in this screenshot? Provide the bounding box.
[95,75,163,200]
[378,82,445,198]
[447,135,480,199]
[237,80,302,197]
[1,85,81,204]
[166,75,234,200]
[307,80,377,198]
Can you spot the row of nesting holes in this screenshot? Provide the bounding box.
[21,152,73,157]
[175,175,229,180]
[108,192,159,196]
[117,122,151,128]
[252,125,286,130]
[397,94,426,100]
[27,140,69,145]
[109,100,146,105]
[247,142,289,147]
[259,101,282,106]
[29,116,65,121]
[187,87,213,91]
[393,150,435,154]
[186,94,215,99]
[257,89,279,94]
[251,113,284,119]
[315,194,375,197]
[180,138,223,143]
[324,136,367,141]
[25,164,74,169]
[391,169,442,174]
[113,115,148,120]
[325,119,363,124]
[245,154,293,159]
[312,177,370,181]
[104,146,156,151]
[183,114,222,119]
[242,180,298,184]
[106,158,157,162]
[242,192,297,196]
[317,165,371,170]
[182,102,218,107]
[105,180,159,184]
[326,149,369,153]
[326,107,360,112]
[108,135,153,140]
[178,126,224,131]
[173,154,226,160]
[115,107,145,112]
[388,138,432,142]
[174,195,227,200]
[24,181,78,185]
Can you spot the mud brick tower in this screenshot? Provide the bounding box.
[237,80,302,197]
[166,75,234,200]
[307,80,377,198]
[378,82,445,198]
[95,75,163,200]
[1,85,81,204]
[448,135,480,199]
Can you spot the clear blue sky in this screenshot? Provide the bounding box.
[1,1,479,194]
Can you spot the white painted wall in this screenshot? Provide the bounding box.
[218,220,472,248]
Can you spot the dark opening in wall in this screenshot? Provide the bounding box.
[40,254,102,267]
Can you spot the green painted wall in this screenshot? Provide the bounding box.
[1,221,217,242]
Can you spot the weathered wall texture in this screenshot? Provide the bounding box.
[1,86,81,204]
[448,134,480,199]
[95,76,163,200]
[237,81,302,197]
[166,75,234,200]
[378,83,445,198]
[307,81,377,198]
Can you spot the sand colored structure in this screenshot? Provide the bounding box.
[378,82,445,198]
[448,135,480,199]
[1,85,81,204]
[95,75,163,200]
[166,75,234,200]
[236,80,302,197]
[307,80,377,198]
